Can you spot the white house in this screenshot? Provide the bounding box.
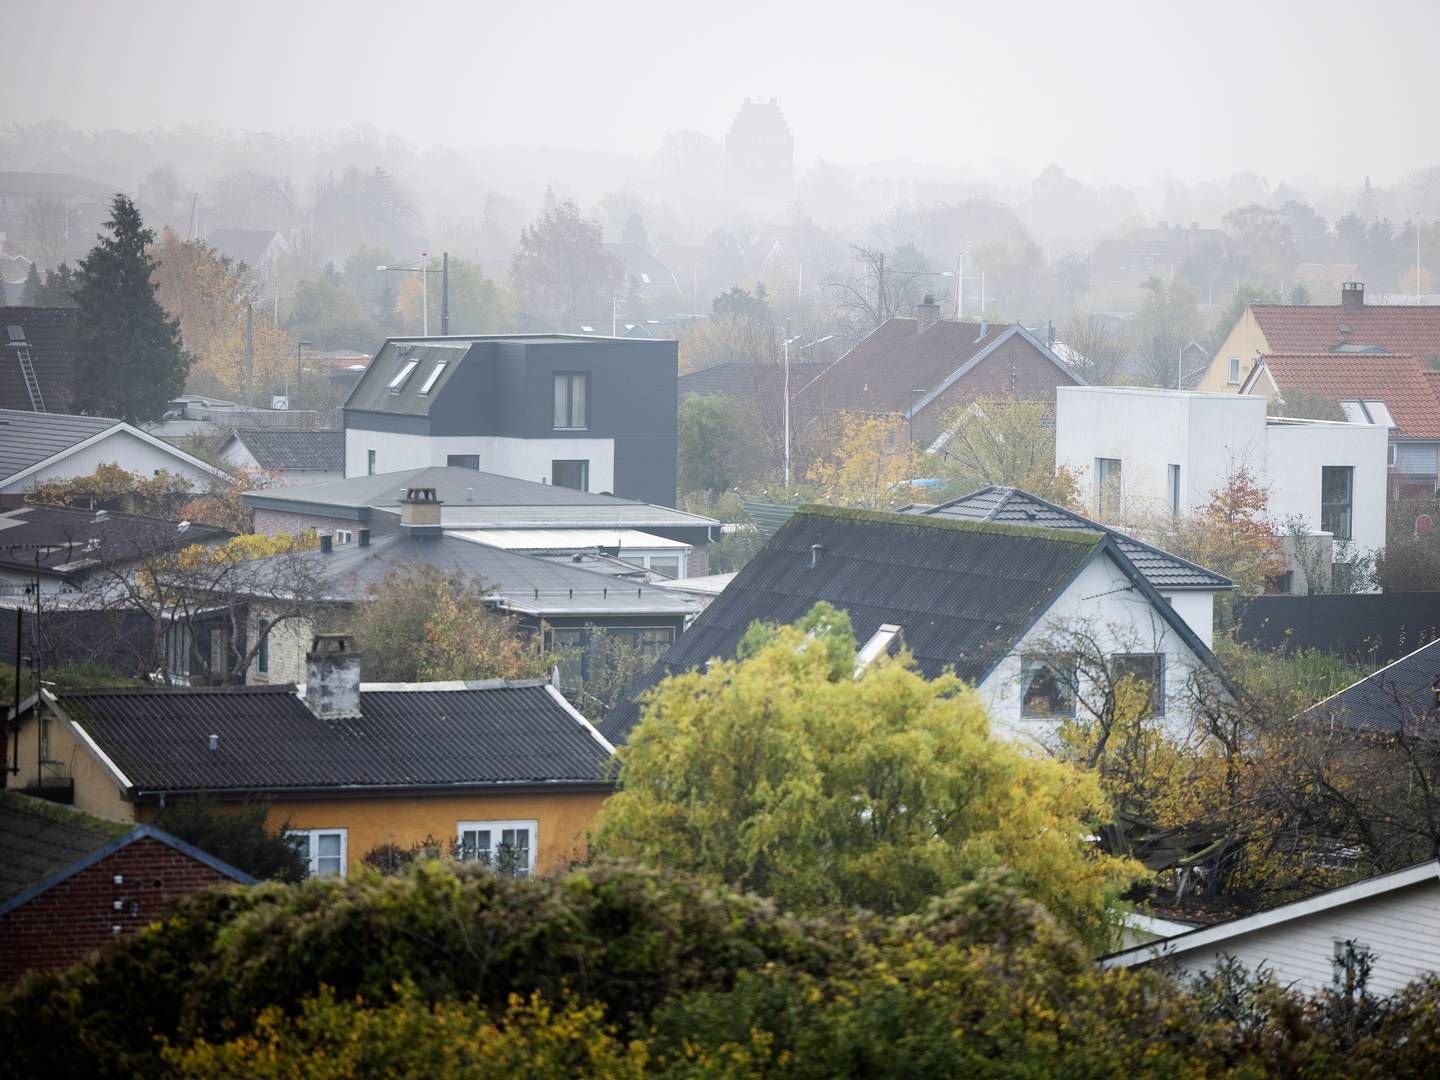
[1104,860,1440,997]
[1055,387,1388,592]
[216,429,344,486]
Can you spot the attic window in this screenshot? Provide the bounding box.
[388,359,419,392]
[418,360,447,395]
[1339,400,1396,428]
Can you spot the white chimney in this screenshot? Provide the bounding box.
[304,634,362,719]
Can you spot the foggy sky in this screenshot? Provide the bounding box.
[6,0,1439,188]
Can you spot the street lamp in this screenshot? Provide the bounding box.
[294,340,312,405]
[376,251,450,335]
[781,332,836,486]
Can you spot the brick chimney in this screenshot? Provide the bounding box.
[1342,281,1365,312]
[915,294,942,333]
[304,633,361,719]
[400,485,442,538]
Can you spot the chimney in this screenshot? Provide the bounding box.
[915,294,941,333]
[319,532,333,554]
[400,485,442,538]
[358,527,370,547]
[1342,281,1365,312]
[810,543,824,568]
[304,633,362,719]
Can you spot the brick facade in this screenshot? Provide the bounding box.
[0,837,237,985]
[252,507,366,539]
[912,335,1076,445]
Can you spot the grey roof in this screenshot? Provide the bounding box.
[0,171,116,200]
[677,360,827,402]
[1298,638,1440,737]
[2,307,76,413]
[206,228,286,270]
[914,487,1232,591]
[222,429,344,471]
[0,409,118,481]
[0,504,230,580]
[54,681,613,794]
[0,790,128,902]
[275,529,702,618]
[243,466,717,530]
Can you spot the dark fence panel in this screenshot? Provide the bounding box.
[1232,592,1440,666]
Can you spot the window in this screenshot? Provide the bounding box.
[1020,657,1075,719]
[1095,457,1122,517]
[1264,570,1295,595]
[387,359,419,391]
[367,449,376,476]
[648,555,681,579]
[257,630,270,675]
[418,360,447,395]
[1340,400,1396,428]
[1333,939,1373,999]
[1111,653,1165,717]
[1167,464,1181,517]
[165,622,192,678]
[551,459,589,491]
[1321,465,1354,541]
[335,529,353,545]
[446,454,479,470]
[1228,357,1241,384]
[289,828,347,877]
[553,372,590,430]
[457,820,536,877]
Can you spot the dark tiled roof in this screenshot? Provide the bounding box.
[1250,353,1440,439]
[1297,639,1440,737]
[1253,302,1440,357]
[678,361,827,401]
[0,409,117,482]
[0,790,128,901]
[55,681,613,794]
[0,504,230,579]
[601,506,1104,741]
[916,487,1232,591]
[1,307,76,413]
[224,429,344,471]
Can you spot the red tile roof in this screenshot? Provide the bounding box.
[1253,303,1440,357]
[1257,352,1440,439]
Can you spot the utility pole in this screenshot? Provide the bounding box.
[244,304,254,406]
[441,251,450,335]
[783,323,792,487]
[420,250,429,336]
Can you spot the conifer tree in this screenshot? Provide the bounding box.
[71,195,191,421]
[20,262,43,305]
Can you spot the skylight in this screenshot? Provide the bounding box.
[388,359,419,391]
[1339,400,1368,424]
[418,360,447,395]
[1339,399,1397,427]
[1364,400,1396,428]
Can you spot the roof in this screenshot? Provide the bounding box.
[677,360,827,401]
[452,528,689,552]
[0,504,231,580]
[1252,302,1440,357]
[915,487,1233,591]
[0,790,253,916]
[205,228,287,270]
[219,429,344,471]
[51,680,613,795]
[1296,638,1440,737]
[1103,860,1440,969]
[1,307,76,413]
[0,171,116,200]
[1244,353,1440,439]
[243,466,716,531]
[0,409,231,488]
[794,320,1081,417]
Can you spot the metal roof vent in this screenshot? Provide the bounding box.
[208,734,219,752]
[810,543,825,569]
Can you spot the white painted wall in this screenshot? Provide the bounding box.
[1145,879,1440,997]
[343,430,615,493]
[5,429,223,496]
[1161,591,1214,650]
[1265,420,1387,557]
[977,549,1215,744]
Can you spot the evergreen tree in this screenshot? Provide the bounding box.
[20,262,43,305]
[71,195,191,421]
[40,263,79,307]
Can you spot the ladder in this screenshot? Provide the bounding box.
[14,346,45,412]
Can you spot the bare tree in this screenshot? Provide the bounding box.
[1060,316,1129,385]
[824,245,931,336]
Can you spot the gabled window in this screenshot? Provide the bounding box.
[457,820,535,877]
[418,360,447,395]
[387,359,419,392]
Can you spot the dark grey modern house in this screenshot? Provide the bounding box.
[343,335,679,507]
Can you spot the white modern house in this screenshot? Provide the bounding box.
[1055,387,1388,592]
[1104,860,1440,997]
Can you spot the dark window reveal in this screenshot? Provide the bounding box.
[552,459,589,491]
[1020,658,1075,719]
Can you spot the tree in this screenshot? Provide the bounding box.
[20,261,42,305]
[1210,282,1279,349]
[70,195,191,421]
[1146,465,1287,596]
[825,244,932,335]
[153,797,306,882]
[285,272,380,351]
[510,196,621,329]
[310,167,417,258]
[594,604,1141,947]
[397,255,516,335]
[620,211,647,247]
[348,564,552,683]
[677,394,765,496]
[1132,276,1202,387]
[805,412,926,508]
[1289,281,1312,305]
[38,263,80,307]
[932,396,1085,507]
[1061,315,1129,385]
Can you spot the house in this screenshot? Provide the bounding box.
[10,636,615,879]
[1055,386,1389,593]
[792,308,1083,446]
[1239,352,1440,497]
[0,171,115,267]
[205,228,290,287]
[216,429,345,485]
[1103,860,1440,997]
[0,409,233,507]
[0,790,254,985]
[243,465,717,575]
[1199,281,1440,393]
[239,487,704,690]
[602,505,1227,744]
[910,486,1232,647]
[2,307,76,413]
[343,334,678,507]
[601,242,683,309]
[1088,222,1230,312]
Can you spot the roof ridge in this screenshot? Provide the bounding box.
[58,683,299,698]
[795,503,1103,545]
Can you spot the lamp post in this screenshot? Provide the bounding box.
[781,332,836,486]
[294,340,312,405]
[377,251,449,336]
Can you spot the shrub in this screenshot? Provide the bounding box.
[153,797,305,883]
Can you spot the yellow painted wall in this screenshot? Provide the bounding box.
[1195,308,1271,392]
[11,710,137,823]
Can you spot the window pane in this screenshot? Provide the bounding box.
[1339,400,1368,424]
[648,556,681,579]
[388,359,419,390]
[419,360,447,395]
[460,829,491,862]
[1321,466,1353,541]
[446,454,480,470]
[553,374,568,427]
[1112,654,1164,717]
[318,834,342,858]
[551,460,589,491]
[571,374,587,428]
[1021,659,1074,718]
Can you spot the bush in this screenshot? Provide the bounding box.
[153,797,305,883]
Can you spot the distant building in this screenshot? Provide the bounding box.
[1088,221,1229,312]
[217,429,345,485]
[205,228,290,290]
[725,98,794,214]
[0,171,116,268]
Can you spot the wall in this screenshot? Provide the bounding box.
[976,549,1214,745]
[1160,591,1215,650]
[1195,307,1269,393]
[913,334,1078,446]
[343,429,617,493]
[12,709,137,822]
[252,507,363,538]
[1265,420,1388,559]
[1143,879,1440,997]
[246,609,315,686]
[0,836,236,985]
[3,428,221,496]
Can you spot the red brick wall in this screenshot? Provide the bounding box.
[252,507,364,538]
[913,336,1077,445]
[0,837,239,985]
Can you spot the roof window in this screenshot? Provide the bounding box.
[388,359,419,392]
[418,360,447,395]
[1339,400,1396,428]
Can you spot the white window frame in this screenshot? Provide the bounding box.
[388,359,419,391]
[418,360,447,395]
[288,827,348,878]
[1228,357,1240,384]
[335,529,353,545]
[456,819,537,877]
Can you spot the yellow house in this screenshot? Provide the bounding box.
[10,637,615,879]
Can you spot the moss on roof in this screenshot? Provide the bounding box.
[795,503,1104,546]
